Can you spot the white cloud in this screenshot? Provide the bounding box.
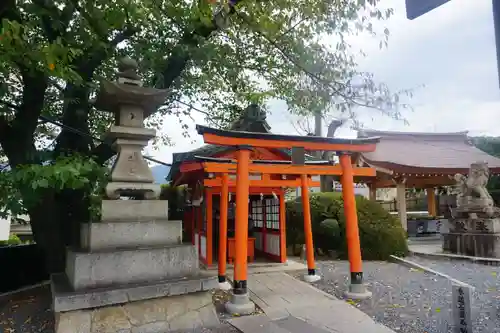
[150,0,500,165]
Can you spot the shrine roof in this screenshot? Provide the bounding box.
[358,129,500,172]
[194,155,332,165]
[196,125,380,146]
[167,104,320,182]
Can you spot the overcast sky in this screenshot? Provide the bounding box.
[147,0,500,165]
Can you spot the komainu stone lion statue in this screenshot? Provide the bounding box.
[452,162,498,216]
[454,163,492,200]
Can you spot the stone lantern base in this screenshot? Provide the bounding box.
[51,200,219,333]
[53,283,219,333]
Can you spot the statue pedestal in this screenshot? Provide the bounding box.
[443,217,500,258]
[51,200,219,333]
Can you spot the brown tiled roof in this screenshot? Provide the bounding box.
[358,130,500,172]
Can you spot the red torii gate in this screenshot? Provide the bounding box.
[195,125,379,314]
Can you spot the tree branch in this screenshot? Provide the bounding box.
[155,1,243,89]
[0,100,20,110]
[12,69,48,147]
[70,0,107,39]
[49,79,65,92]
[91,2,243,163]
[110,27,137,47]
[0,0,21,22]
[32,0,76,42]
[0,115,10,143]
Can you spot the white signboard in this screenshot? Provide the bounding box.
[0,217,11,241]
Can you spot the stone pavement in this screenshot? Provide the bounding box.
[408,238,442,255]
[205,258,307,276]
[228,272,396,333]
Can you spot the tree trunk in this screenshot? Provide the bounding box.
[320,176,334,192]
[320,120,344,192]
[27,193,66,274]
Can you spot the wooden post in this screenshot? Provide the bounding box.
[233,148,250,294]
[191,206,195,245]
[206,190,213,266]
[368,184,377,201]
[226,147,255,315]
[396,181,408,231]
[218,173,230,287]
[300,174,319,282]
[262,197,267,254]
[339,153,371,299]
[279,192,287,263]
[426,187,437,217]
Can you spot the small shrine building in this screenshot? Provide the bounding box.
[356,130,500,230]
[168,106,376,267]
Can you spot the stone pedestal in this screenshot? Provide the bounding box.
[444,163,500,259]
[443,217,500,258]
[54,291,219,333]
[52,200,219,332]
[51,58,218,333]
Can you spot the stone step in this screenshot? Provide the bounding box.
[228,314,331,333]
[101,199,168,221]
[81,220,182,251]
[51,272,218,312]
[65,244,199,290]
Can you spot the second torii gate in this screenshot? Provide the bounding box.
[195,125,380,315]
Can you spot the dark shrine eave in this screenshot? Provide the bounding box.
[196,125,381,145]
[194,155,332,165]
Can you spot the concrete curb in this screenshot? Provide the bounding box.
[389,255,474,290]
[0,280,50,299]
[409,249,500,266]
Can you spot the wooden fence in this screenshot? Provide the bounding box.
[377,197,429,213]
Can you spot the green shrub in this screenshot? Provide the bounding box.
[286,192,408,260]
[0,234,22,246]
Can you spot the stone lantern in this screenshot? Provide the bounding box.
[94,57,168,200]
[51,58,219,333]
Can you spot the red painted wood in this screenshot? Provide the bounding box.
[228,238,255,264]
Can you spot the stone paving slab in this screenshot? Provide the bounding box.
[208,258,306,277]
[273,315,331,333]
[228,314,331,333]
[228,315,289,333]
[246,272,396,333]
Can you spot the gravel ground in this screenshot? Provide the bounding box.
[408,255,500,333]
[0,284,53,333]
[291,260,459,333]
[0,286,241,333]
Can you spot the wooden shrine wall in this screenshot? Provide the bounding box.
[251,196,281,261]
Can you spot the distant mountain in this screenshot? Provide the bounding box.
[2,162,172,185]
[151,165,171,184]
